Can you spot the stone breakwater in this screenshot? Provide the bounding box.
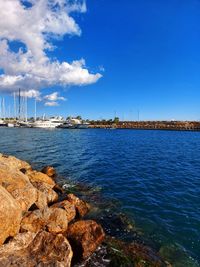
[0,154,171,267]
[89,120,200,130]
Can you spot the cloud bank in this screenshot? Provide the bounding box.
[0,0,101,95]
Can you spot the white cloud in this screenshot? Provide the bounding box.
[44,101,59,106]
[0,0,102,93]
[44,92,66,101]
[20,89,41,100]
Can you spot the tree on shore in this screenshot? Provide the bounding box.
[113,117,119,123]
[76,115,82,120]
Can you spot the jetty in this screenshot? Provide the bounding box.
[89,120,200,131]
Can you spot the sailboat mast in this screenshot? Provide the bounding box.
[18,88,21,120]
[34,98,37,122]
[14,92,16,119]
[2,98,5,120]
[25,96,28,122]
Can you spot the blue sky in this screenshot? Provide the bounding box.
[1,0,200,120]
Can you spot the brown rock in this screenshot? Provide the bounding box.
[45,207,68,234]
[32,181,58,210]
[53,183,65,194]
[21,207,68,234]
[67,193,90,217]
[0,154,31,172]
[68,220,105,259]
[27,170,56,188]
[0,231,73,267]
[0,164,37,212]
[20,210,45,233]
[41,165,56,177]
[52,200,76,222]
[0,185,22,245]
[36,189,49,210]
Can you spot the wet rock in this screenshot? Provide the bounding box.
[68,220,105,260]
[41,165,56,178]
[54,183,65,194]
[159,244,198,267]
[0,231,73,267]
[67,193,90,217]
[21,207,68,234]
[27,170,56,188]
[0,185,22,245]
[52,199,76,222]
[95,211,138,242]
[0,164,37,212]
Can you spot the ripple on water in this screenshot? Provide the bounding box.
[0,128,200,265]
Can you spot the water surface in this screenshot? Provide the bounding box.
[0,128,200,266]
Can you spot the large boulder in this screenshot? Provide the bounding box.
[68,220,105,260]
[0,164,37,212]
[67,193,90,217]
[27,170,55,188]
[21,207,68,234]
[0,185,22,245]
[0,231,73,267]
[0,154,31,172]
[52,199,76,222]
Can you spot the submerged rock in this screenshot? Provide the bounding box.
[68,220,105,261]
[104,236,171,267]
[159,244,198,267]
[0,231,73,267]
[0,185,22,245]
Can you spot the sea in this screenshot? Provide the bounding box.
[0,127,199,266]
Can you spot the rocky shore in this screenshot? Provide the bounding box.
[0,154,171,266]
[89,120,200,131]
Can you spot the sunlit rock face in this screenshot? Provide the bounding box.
[0,185,22,245]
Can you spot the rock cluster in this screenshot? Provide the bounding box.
[0,154,105,266]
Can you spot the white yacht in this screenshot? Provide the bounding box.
[7,123,15,128]
[32,116,64,128]
[58,118,90,129]
[0,119,7,127]
[18,121,32,128]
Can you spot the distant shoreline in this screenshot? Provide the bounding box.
[1,119,200,131]
[89,120,200,131]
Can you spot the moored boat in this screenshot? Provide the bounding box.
[0,119,7,127]
[32,116,64,128]
[58,118,90,129]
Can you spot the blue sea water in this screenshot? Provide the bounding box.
[0,128,200,266]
